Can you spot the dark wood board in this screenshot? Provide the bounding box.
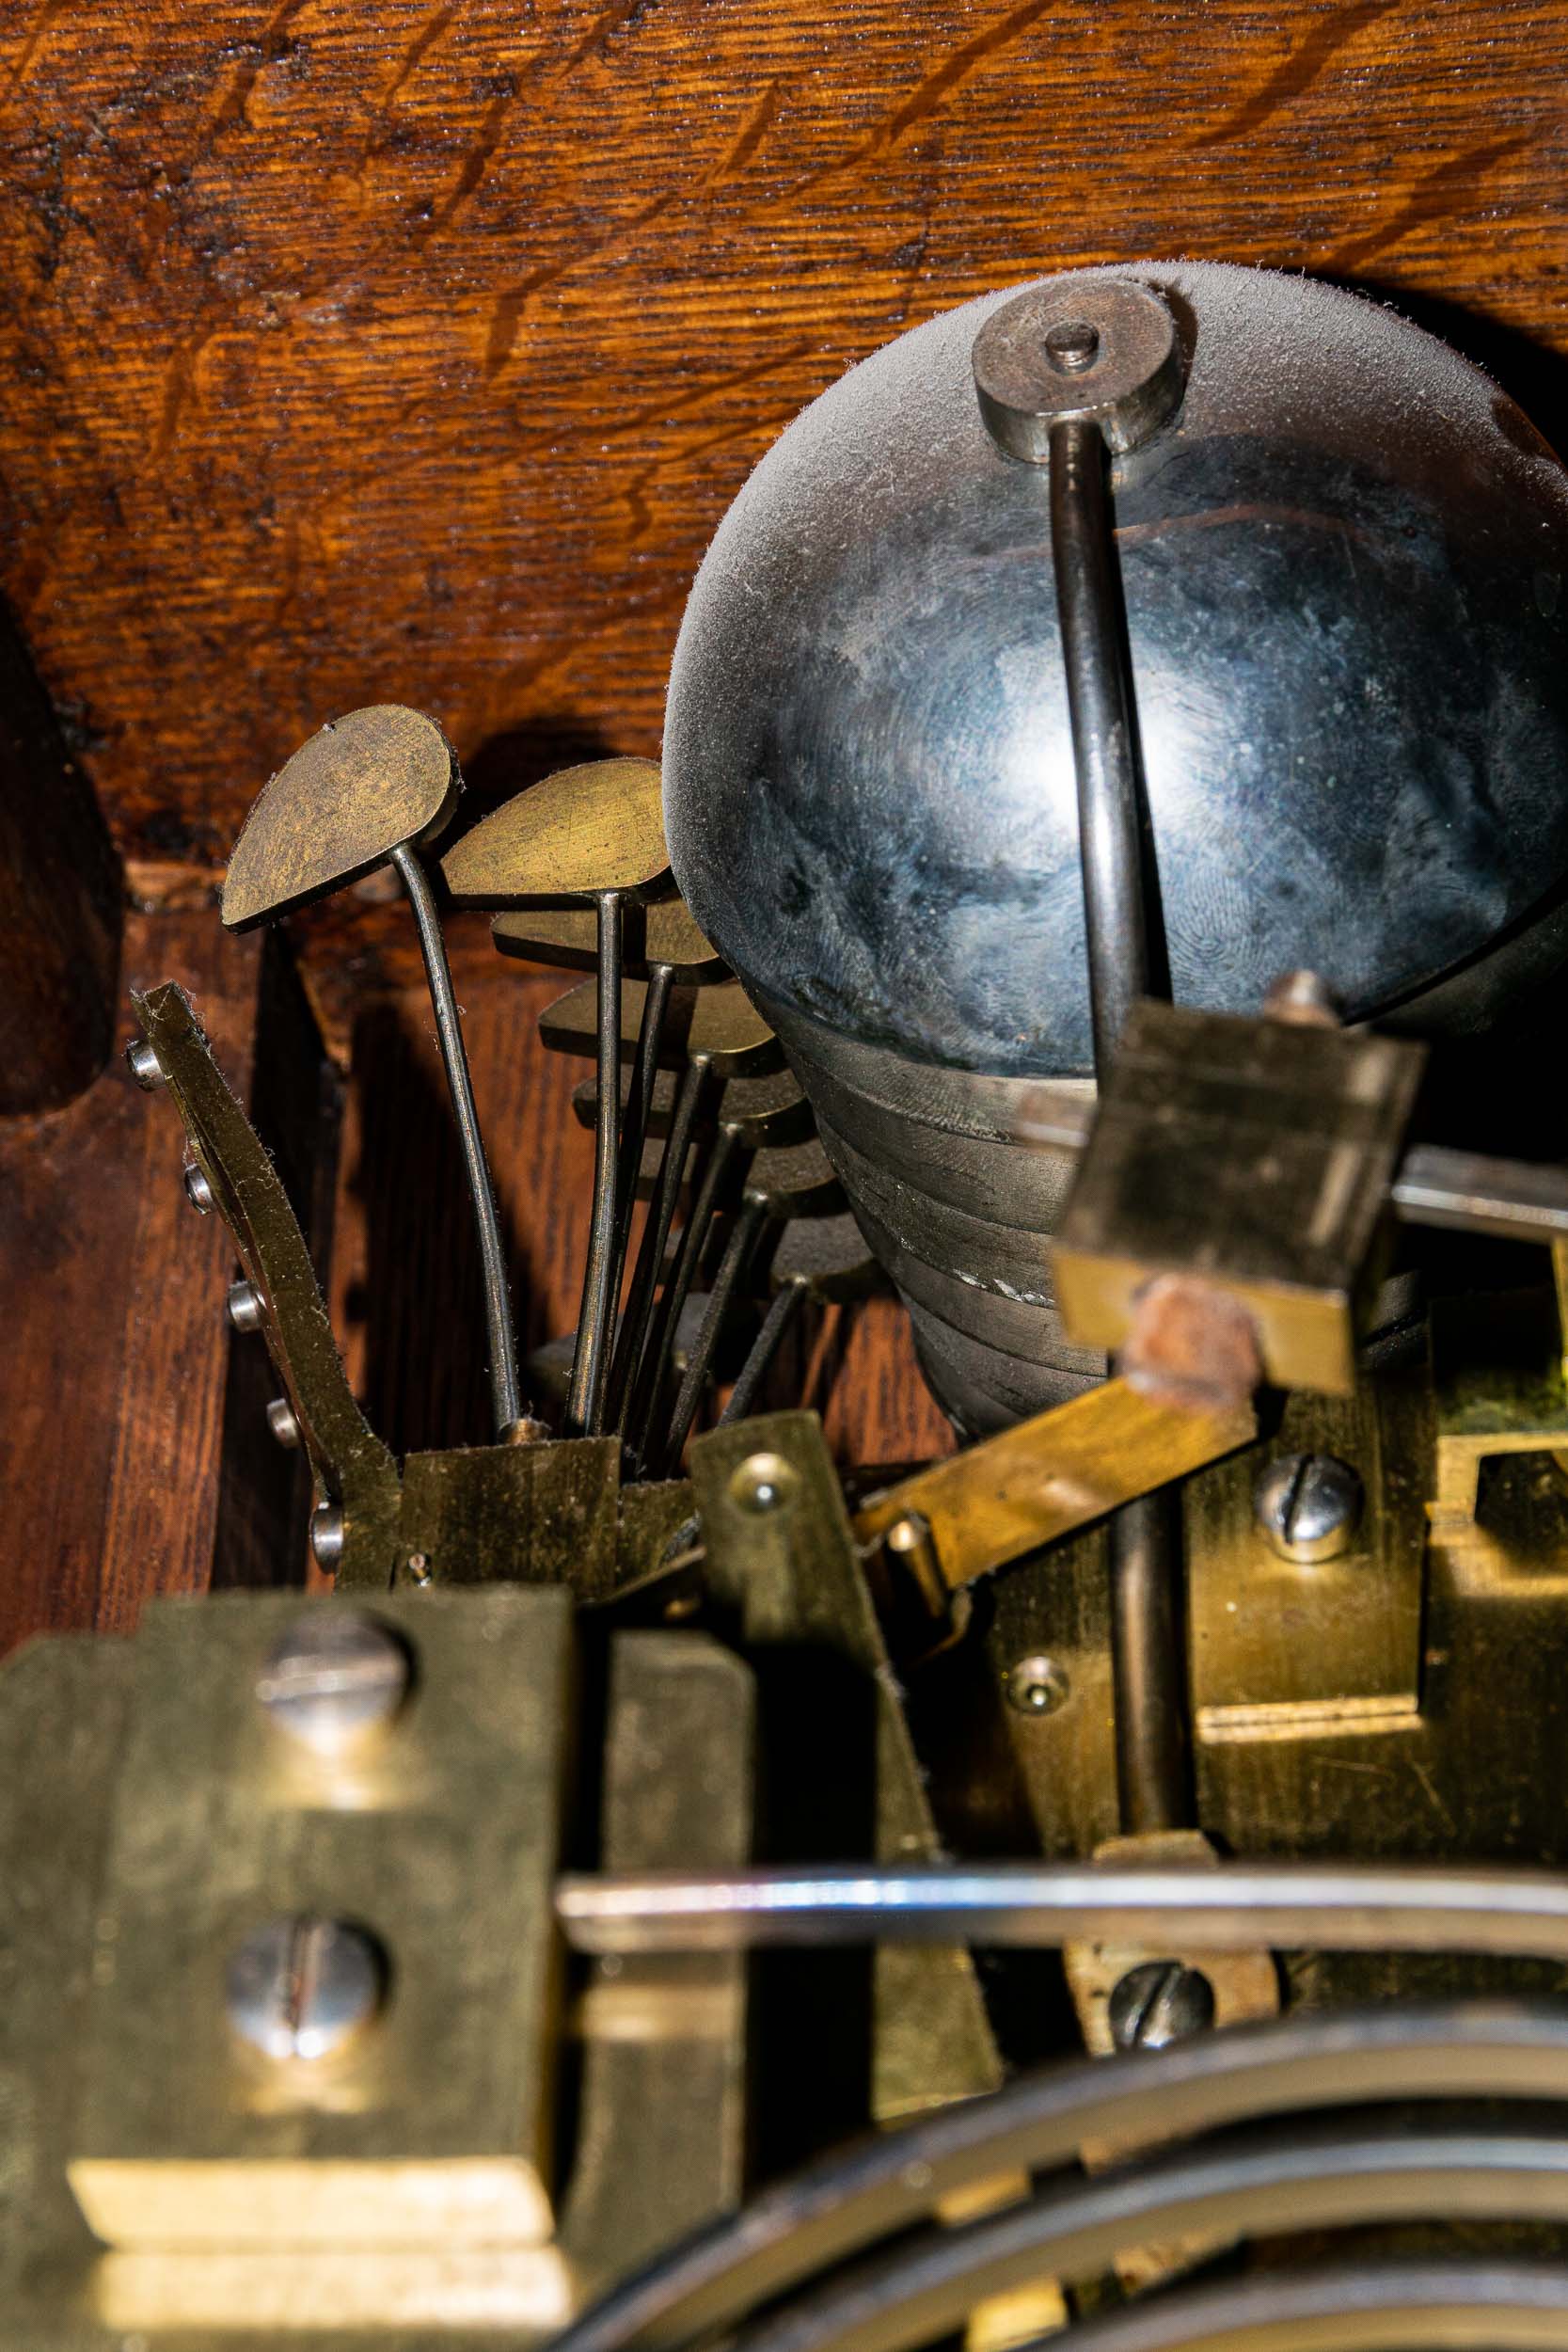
[0,913,262,1655]
[2,0,1566,1006]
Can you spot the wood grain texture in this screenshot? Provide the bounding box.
[3,0,1567,971]
[0,913,261,1655]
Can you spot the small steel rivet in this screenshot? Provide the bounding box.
[266,1397,301,1449]
[228,1279,264,1333]
[183,1161,215,1214]
[1044,318,1101,374]
[226,1915,385,2061]
[729,1452,797,1516]
[1254,1453,1363,1564]
[310,1502,346,1571]
[1108,1959,1215,2050]
[1006,1654,1071,1716]
[125,1037,166,1090]
[256,1609,410,1753]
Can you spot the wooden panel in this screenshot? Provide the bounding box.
[0,914,261,1654]
[1,0,1565,985]
[0,608,121,1114]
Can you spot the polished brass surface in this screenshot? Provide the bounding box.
[541,977,782,1077]
[442,757,669,903]
[1185,1370,1429,1730]
[496,896,726,983]
[1054,1000,1425,1395]
[689,1411,1002,2122]
[854,1379,1256,1594]
[70,1591,575,2255]
[223,706,460,929]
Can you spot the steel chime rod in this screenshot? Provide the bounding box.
[657,1192,772,1475]
[717,1279,809,1428]
[626,1120,747,1464]
[558,1856,1568,1963]
[390,842,523,1434]
[570,888,627,1435]
[606,1056,711,1436]
[441,755,673,1438]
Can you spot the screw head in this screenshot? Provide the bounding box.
[309,1502,346,1571]
[183,1161,215,1214]
[1044,318,1100,374]
[1108,1959,1215,2050]
[125,1037,166,1091]
[228,1279,264,1333]
[729,1452,797,1516]
[1006,1654,1070,1717]
[226,1915,385,2061]
[266,1396,301,1450]
[1254,1452,1363,1564]
[256,1610,409,1755]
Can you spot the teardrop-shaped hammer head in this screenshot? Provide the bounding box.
[441,756,668,905]
[222,707,460,930]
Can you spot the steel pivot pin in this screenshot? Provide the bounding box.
[222,707,526,1441]
[442,758,672,1438]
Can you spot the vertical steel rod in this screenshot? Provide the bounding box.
[625,1120,743,1467]
[1049,416,1150,1060]
[1107,1490,1191,1835]
[609,960,674,1308]
[717,1278,807,1427]
[607,1056,709,1435]
[389,842,523,1438]
[1049,415,1192,1836]
[567,889,625,1437]
[657,1195,770,1474]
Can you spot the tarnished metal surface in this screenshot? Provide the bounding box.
[71,1592,575,2259]
[562,1632,752,2290]
[689,1411,1002,2123]
[442,757,669,903]
[542,977,782,1077]
[667,262,1568,1076]
[665,261,1568,1425]
[132,980,402,1584]
[496,896,726,984]
[1053,1000,1426,1398]
[223,706,459,929]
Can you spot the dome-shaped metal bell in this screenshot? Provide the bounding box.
[663,262,1568,1432]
